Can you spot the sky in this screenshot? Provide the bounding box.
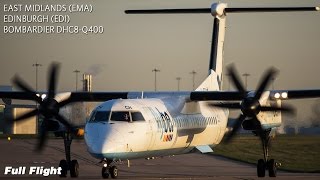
[0,0,320,125]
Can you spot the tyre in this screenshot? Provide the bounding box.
[102,167,109,179]
[257,159,265,177]
[70,160,79,177]
[59,159,68,177]
[109,166,118,179]
[268,159,277,177]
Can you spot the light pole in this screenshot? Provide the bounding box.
[73,70,80,91]
[242,73,250,90]
[190,70,197,90]
[32,62,42,134]
[32,62,42,92]
[152,68,160,91]
[176,77,181,91]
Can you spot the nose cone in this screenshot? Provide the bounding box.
[85,123,125,158]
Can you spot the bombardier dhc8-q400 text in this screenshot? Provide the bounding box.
[1,2,320,179]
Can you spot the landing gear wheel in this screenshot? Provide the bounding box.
[59,160,68,177]
[268,159,277,177]
[102,167,109,179]
[70,160,79,177]
[109,166,118,179]
[257,159,265,177]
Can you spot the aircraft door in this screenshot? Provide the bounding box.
[142,107,156,151]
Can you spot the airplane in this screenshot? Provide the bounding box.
[0,2,320,179]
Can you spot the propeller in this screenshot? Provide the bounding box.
[11,62,74,151]
[211,65,295,142]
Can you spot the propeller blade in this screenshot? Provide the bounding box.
[254,68,278,100]
[48,63,60,99]
[224,114,246,143]
[125,8,211,14]
[12,75,42,103]
[54,112,74,130]
[36,121,48,151]
[12,75,35,93]
[227,65,246,93]
[14,109,39,122]
[209,102,241,109]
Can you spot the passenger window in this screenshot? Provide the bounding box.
[111,111,130,122]
[131,112,145,121]
[90,111,110,122]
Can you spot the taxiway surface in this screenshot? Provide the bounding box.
[0,138,319,179]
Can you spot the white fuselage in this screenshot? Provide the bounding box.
[84,96,228,161]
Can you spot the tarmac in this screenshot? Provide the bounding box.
[0,138,319,179]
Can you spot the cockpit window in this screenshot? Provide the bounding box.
[109,111,145,122]
[90,111,110,122]
[110,111,130,122]
[131,112,145,121]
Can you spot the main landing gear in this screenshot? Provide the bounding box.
[256,130,277,177]
[57,131,79,178]
[101,159,119,179]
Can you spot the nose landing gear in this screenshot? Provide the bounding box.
[101,159,118,179]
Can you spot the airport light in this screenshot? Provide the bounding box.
[242,73,250,90]
[73,69,80,91]
[176,77,181,91]
[190,70,197,90]
[152,68,160,91]
[281,92,288,99]
[41,94,47,100]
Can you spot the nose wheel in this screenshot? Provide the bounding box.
[101,159,118,179]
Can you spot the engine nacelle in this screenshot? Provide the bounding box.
[242,119,261,131]
[44,119,62,131]
[211,3,227,17]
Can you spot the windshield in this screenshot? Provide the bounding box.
[89,111,110,122]
[110,111,130,122]
[110,111,145,122]
[89,110,145,123]
[131,112,145,121]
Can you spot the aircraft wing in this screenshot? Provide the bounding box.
[0,91,129,105]
[0,91,40,101]
[190,89,320,101]
[2,89,320,105]
[57,92,128,106]
[269,89,320,100]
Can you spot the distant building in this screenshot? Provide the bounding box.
[0,104,37,134]
[0,86,12,105]
[83,74,92,92]
[0,85,37,134]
